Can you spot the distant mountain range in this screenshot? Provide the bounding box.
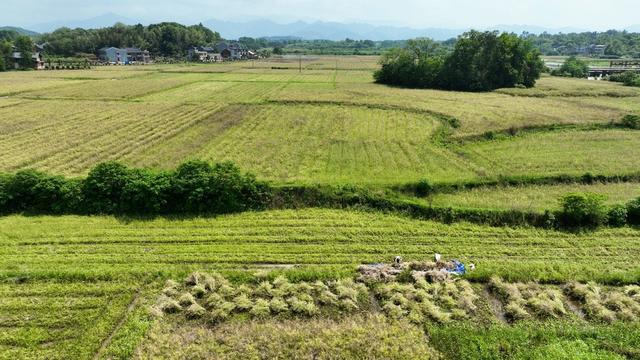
[5,13,640,41]
[204,19,467,41]
[204,19,612,41]
[0,26,40,36]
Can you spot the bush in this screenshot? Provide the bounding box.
[120,170,172,214]
[0,174,9,211]
[609,71,640,87]
[2,170,81,214]
[415,179,434,197]
[627,198,640,225]
[621,114,640,129]
[608,205,628,227]
[0,161,271,216]
[551,56,589,78]
[82,162,131,214]
[557,193,609,229]
[172,160,271,214]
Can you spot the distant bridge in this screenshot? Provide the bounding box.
[588,60,640,76]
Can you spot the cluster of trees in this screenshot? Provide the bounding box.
[524,30,640,58]
[557,192,640,230]
[551,56,589,78]
[233,37,408,55]
[610,71,640,87]
[0,161,271,215]
[374,31,544,92]
[39,22,221,57]
[0,35,34,71]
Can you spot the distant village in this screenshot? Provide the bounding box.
[98,42,258,65]
[9,41,261,70]
[4,35,633,71]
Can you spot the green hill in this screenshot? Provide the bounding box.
[0,26,40,37]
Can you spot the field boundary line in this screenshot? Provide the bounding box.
[262,99,457,122]
[453,122,630,144]
[93,290,141,360]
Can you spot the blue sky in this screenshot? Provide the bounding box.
[3,0,639,29]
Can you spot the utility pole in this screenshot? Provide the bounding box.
[299,55,302,73]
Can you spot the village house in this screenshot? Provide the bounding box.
[215,42,257,60]
[187,46,222,62]
[576,44,607,57]
[98,47,151,64]
[11,43,45,70]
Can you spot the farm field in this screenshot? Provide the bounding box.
[459,129,640,178]
[2,209,640,358]
[2,56,640,358]
[427,182,640,212]
[0,57,638,185]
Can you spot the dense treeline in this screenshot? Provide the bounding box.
[16,22,640,58]
[39,22,221,57]
[0,34,33,71]
[241,31,640,57]
[0,161,270,215]
[2,161,640,230]
[375,31,544,92]
[523,30,640,57]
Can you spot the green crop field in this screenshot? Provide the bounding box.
[2,56,640,358]
[1,57,639,183]
[428,182,640,212]
[2,209,640,358]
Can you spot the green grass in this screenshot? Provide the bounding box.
[459,129,640,178]
[0,280,140,359]
[132,103,475,184]
[2,208,640,284]
[430,322,640,360]
[1,209,640,357]
[427,182,640,212]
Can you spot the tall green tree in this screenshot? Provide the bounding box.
[375,31,543,92]
[0,40,13,71]
[441,31,544,91]
[14,36,34,69]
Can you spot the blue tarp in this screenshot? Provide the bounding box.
[447,260,466,276]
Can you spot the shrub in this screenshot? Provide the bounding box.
[82,162,131,214]
[609,71,640,86]
[557,193,608,229]
[415,179,434,197]
[2,170,80,214]
[172,160,271,214]
[0,161,271,216]
[608,205,628,227]
[120,169,172,214]
[627,198,640,225]
[621,114,640,129]
[0,174,9,211]
[551,56,589,78]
